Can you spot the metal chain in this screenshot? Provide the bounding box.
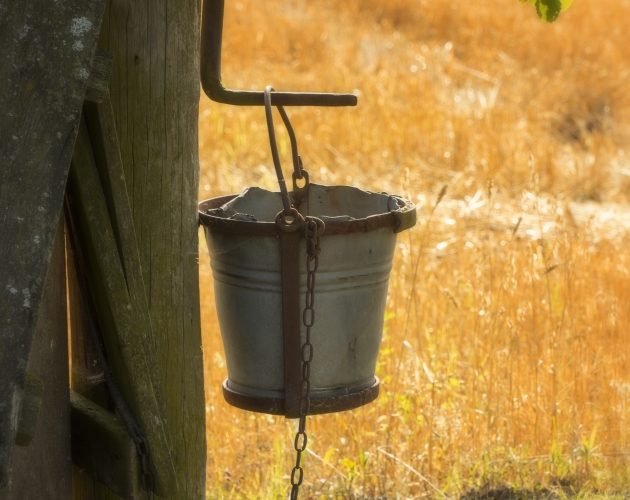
[289,216,324,500]
[262,85,324,499]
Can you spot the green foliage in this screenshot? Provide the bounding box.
[520,0,573,22]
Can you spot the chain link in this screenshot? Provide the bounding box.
[289,216,324,500]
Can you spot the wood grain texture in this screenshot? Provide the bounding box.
[67,233,120,500]
[0,0,104,486]
[70,390,141,498]
[68,116,176,495]
[2,222,71,500]
[99,0,206,497]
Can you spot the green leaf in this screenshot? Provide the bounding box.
[520,0,573,22]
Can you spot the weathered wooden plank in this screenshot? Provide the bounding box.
[83,97,157,367]
[13,374,44,447]
[0,0,105,485]
[67,233,109,403]
[67,117,176,495]
[85,51,113,104]
[70,390,141,499]
[67,40,149,500]
[100,1,206,497]
[1,221,71,499]
[66,226,122,500]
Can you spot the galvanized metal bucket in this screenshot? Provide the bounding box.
[199,183,415,415]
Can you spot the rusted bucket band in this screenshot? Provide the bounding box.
[222,378,379,416]
[199,185,416,236]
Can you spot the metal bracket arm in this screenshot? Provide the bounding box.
[200,0,358,106]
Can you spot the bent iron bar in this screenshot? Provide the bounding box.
[200,0,358,107]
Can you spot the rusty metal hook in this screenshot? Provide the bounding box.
[200,0,358,107]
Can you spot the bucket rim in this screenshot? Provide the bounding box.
[198,184,416,236]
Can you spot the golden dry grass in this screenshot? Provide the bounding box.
[198,0,630,497]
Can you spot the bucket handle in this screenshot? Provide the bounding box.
[263,86,310,216]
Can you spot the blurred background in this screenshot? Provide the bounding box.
[198,0,630,497]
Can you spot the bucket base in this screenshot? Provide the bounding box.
[222,378,380,417]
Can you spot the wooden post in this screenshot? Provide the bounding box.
[94,0,206,497]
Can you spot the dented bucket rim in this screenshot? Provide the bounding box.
[198,186,416,236]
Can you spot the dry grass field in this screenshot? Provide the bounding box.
[198,0,630,497]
